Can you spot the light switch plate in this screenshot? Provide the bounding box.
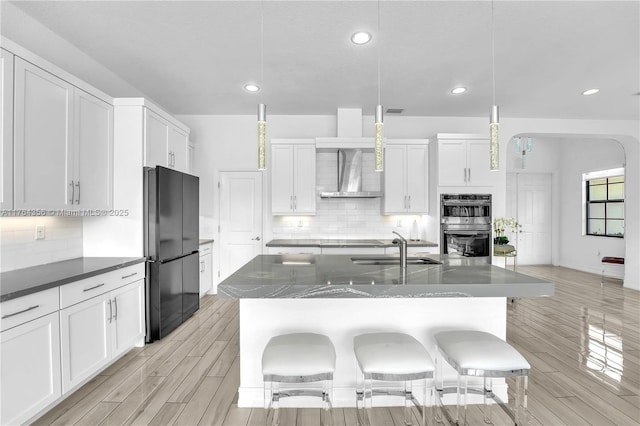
[35,225,45,240]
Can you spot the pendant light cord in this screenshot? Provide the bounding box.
[377,0,381,106]
[491,0,495,105]
[260,0,264,105]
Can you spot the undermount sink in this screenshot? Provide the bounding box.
[350,256,442,266]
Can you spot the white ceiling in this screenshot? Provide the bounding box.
[4,0,640,120]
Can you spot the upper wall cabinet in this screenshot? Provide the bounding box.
[14,57,74,210]
[271,139,316,215]
[74,89,114,210]
[432,134,497,187]
[144,108,189,173]
[13,57,113,210]
[383,140,429,214]
[1,49,14,210]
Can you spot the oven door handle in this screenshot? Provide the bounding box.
[443,230,490,236]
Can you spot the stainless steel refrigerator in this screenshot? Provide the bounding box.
[144,166,199,342]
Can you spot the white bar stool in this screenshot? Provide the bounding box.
[353,332,434,426]
[434,330,530,426]
[261,333,336,426]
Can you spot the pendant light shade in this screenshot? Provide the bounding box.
[374,105,384,172]
[258,103,266,170]
[373,0,384,172]
[488,0,499,171]
[489,104,499,171]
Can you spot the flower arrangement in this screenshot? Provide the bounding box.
[493,217,522,245]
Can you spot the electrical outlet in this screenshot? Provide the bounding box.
[35,225,45,240]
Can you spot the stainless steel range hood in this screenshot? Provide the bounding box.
[319,149,382,198]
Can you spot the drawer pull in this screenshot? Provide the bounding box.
[121,272,138,280]
[2,305,40,319]
[83,283,105,292]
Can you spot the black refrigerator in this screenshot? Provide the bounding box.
[144,166,199,342]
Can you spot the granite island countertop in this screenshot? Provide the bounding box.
[218,254,554,299]
[266,238,437,248]
[1,257,146,302]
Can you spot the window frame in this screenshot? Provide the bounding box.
[585,175,624,238]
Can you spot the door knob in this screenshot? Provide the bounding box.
[252,236,261,241]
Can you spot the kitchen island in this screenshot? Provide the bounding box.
[218,254,553,408]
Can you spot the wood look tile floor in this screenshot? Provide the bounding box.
[33,266,640,425]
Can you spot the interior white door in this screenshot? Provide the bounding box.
[509,173,552,265]
[219,171,263,281]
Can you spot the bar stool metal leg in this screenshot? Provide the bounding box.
[404,380,413,425]
[483,377,493,424]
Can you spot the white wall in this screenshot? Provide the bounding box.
[180,113,639,290]
[558,138,626,276]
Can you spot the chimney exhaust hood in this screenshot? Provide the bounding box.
[319,149,382,198]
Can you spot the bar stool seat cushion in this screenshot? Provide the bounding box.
[435,330,530,372]
[262,333,336,377]
[354,332,434,375]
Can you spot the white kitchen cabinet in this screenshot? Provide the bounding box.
[169,126,188,171]
[110,279,145,358]
[1,49,14,210]
[144,108,189,173]
[271,139,316,215]
[0,311,62,426]
[434,134,497,186]
[14,57,73,209]
[199,242,213,296]
[383,140,429,214]
[59,293,111,393]
[13,57,113,210]
[74,88,114,210]
[60,271,145,393]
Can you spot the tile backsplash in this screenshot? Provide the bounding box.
[271,151,431,240]
[0,217,83,271]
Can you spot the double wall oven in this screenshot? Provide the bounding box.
[440,194,492,259]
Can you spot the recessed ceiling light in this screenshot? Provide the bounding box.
[582,88,599,96]
[451,87,467,94]
[351,32,372,45]
[244,83,260,93]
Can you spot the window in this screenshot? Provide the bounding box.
[586,173,624,237]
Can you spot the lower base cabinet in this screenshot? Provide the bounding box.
[60,279,144,393]
[0,312,62,425]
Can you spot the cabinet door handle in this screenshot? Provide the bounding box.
[468,168,471,182]
[251,236,261,241]
[200,261,205,272]
[83,283,105,292]
[2,305,39,319]
[290,195,293,210]
[75,181,81,204]
[408,195,411,210]
[294,195,297,210]
[70,180,75,204]
[121,272,138,280]
[113,297,118,321]
[108,299,112,323]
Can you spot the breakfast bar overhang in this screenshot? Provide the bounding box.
[218,254,554,408]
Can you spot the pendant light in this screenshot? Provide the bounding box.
[374,0,384,172]
[489,0,499,171]
[257,0,267,170]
